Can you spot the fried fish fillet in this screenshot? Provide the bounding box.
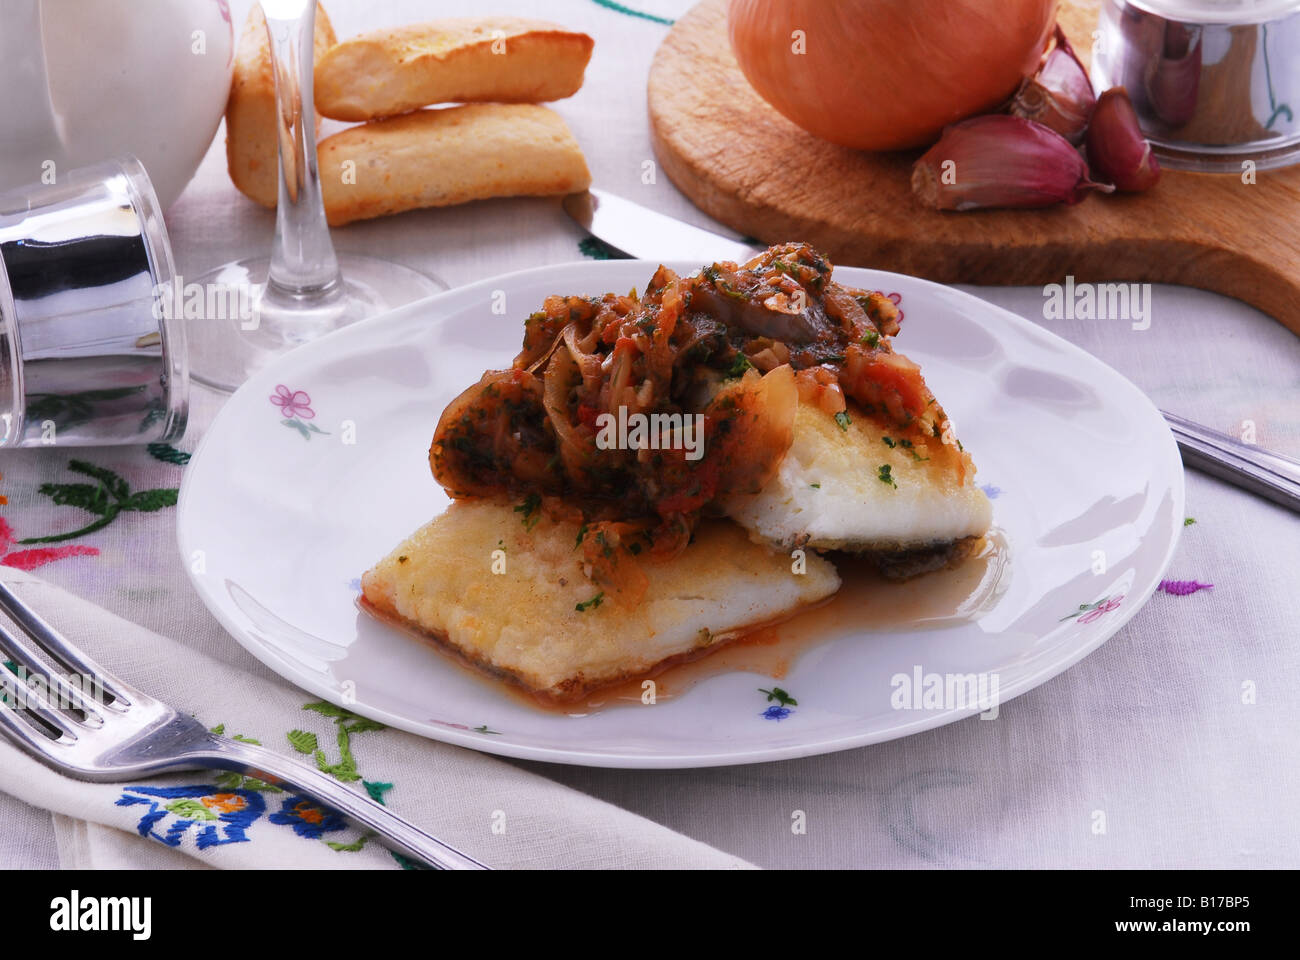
[722,399,992,556]
[361,500,839,701]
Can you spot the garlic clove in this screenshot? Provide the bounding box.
[1010,26,1096,145]
[912,114,1114,211]
[1087,87,1162,192]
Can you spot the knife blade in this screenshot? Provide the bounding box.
[563,188,763,264]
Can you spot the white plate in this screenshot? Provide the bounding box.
[178,261,1184,768]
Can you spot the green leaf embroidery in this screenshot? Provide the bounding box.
[301,701,386,784]
[287,729,319,754]
[120,489,179,512]
[165,799,219,821]
[363,781,394,805]
[213,770,281,793]
[147,442,191,465]
[65,460,128,500]
[302,701,354,719]
[40,482,109,513]
[20,460,178,544]
[326,835,371,852]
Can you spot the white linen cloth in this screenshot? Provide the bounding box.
[0,0,1297,869]
[0,569,750,868]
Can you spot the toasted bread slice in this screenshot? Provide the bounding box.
[361,501,839,702]
[225,3,337,208]
[318,104,591,226]
[722,399,992,554]
[314,18,594,121]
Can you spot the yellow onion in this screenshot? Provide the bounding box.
[727,0,1059,151]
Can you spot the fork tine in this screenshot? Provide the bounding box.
[0,621,107,727]
[0,658,78,744]
[0,607,110,726]
[0,581,130,709]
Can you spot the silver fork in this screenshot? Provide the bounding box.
[0,582,487,869]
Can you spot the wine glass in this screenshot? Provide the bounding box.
[187,0,446,393]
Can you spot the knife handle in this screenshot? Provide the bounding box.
[1163,410,1300,514]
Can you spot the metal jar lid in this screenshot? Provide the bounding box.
[1093,0,1300,170]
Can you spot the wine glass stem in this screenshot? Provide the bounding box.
[264,2,340,299]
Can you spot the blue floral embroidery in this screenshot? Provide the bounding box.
[268,795,348,839]
[979,483,1002,499]
[116,785,267,849]
[761,705,793,721]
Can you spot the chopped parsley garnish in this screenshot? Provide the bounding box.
[810,482,821,489]
[861,329,880,348]
[514,493,542,530]
[882,436,896,448]
[1184,517,1196,526]
[877,464,897,488]
[725,353,753,379]
[575,592,605,613]
[574,523,588,549]
[703,265,747,301]
[834,410,851,431]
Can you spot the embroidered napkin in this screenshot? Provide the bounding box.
[0,568,753,869]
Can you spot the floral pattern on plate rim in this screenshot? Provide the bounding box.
[271,384,329,441]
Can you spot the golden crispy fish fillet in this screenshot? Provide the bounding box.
[361,501,839,702]
[722,399,992,555]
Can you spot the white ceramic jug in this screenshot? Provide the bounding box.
[0,0,234,208]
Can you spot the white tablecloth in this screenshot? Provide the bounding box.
[1,0,1297,869]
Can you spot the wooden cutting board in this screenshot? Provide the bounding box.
[648,0,1300,336]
